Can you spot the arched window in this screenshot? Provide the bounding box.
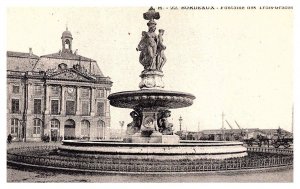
[64,119,75,140]
[65,39,70,49]
[33,119,42,136]
[51,119,60,128]
[81,120,90,138]
[10,118,19,136]
[97,120,105,139]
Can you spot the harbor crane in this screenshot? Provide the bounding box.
[225,120,236,140]
[234,120,242,130]
[225,120,233,130]
[234,120,245,136]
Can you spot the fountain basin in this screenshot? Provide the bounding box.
[58,140,247,160]
[108,89,195,109]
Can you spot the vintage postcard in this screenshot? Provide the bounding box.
[3,1,296,184]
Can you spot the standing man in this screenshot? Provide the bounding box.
[7,134,12,144]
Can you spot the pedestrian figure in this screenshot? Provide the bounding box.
[7,134,12,144]
[43,134,50,142]
[267,133,272,148]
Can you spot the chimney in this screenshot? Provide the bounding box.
[29,48,33,56]
[74,49,78,55]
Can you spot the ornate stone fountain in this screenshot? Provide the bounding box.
[59,7,247,160]
[108,7,195,143]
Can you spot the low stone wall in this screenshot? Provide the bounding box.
[7,145,293,173]
[58,140,248,160]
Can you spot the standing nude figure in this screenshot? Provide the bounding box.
[147,23,158,70]
[156,29,167,71]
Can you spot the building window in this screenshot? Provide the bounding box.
[51,100,59,115]
[81,88,90,98]
[64,119,75,140]
[65,39,71,49]
[97,120,105,139]
[96,89,105,98]
[81,120,90,138]
[66,101,76,115]
[34,99,42,114]
[33,119,42,135]
[96,102,105,116]
[51,119,60,128]
[81,101,90,116]
[12,85,20,94]
[11,99,20,113]
[34,85,42,95]
[10,118,19,136]
[51,86,60,96]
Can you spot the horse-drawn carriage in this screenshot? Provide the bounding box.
[243,129,293,148]
[271,136,293,148]
[243,134,270,147]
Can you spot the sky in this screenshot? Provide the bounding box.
[6,7,293,132]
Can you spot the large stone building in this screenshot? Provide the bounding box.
[7,28,113,142]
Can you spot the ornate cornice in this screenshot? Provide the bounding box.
[6,70,112,86]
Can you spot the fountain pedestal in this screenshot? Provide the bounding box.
[108,89,195,143]
[140,109,159,133]
[130,131,180,143]
[131,131,162,143]
[139,70,165,89]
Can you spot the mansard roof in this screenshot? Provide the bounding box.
[7,51,39,59]
[40,52,95,62]
[7,51,39,72]
[7,28,106,77]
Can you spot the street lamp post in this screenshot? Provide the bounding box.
[179,116,183,132]
[19,120,26,142]
[185,126,188,140]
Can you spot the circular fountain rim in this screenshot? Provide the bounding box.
[61,140,244,147]
[108,89,196,99]
[108,89,196,109]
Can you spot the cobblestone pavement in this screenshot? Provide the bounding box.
[7,141,61,149]
[7,165,293,182]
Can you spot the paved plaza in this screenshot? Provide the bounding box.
[7,165,293,183]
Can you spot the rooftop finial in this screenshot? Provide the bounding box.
[143,7,160,21]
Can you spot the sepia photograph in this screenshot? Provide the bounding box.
[2,0,297,184]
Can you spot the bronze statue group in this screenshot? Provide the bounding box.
[136,11,167,72]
